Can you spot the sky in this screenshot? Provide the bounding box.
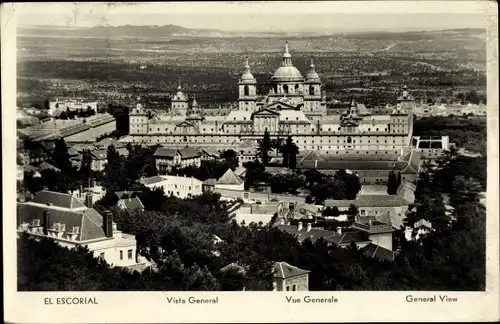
[15,2,492,32]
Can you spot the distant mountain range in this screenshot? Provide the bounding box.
[18,24,486,39]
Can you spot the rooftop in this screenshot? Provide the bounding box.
[273,261,310,279]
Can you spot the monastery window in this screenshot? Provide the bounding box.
[347,137,352,144]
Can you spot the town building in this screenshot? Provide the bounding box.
[231,201,284,225]
[412,135,453,160]
[199,148,220,161]
[273,262,310,291]
[71,183,107,205]
[405,218,433,241]
[117,196,145,211]
[275,218,395,254]
[18,113,116,143]
[215,168,245,191]
[323,180,416,229]
[17,190,141,268]
[139,175,203,199]
[49,97,98,114]
[153,147,201,173]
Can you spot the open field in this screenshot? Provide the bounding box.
[17,26,486,108]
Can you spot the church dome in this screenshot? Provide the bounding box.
[272,66,304,81]
[271,42,304,82]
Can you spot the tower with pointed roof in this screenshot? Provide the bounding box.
[171,80,189,117]
[303,57,325,117]
[238,58,258,112]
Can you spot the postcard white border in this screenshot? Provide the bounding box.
[3,2,499,323]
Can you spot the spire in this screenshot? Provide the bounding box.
[310,57,315,69]
[192,94,198,107]
[282,41,292,64]
[244,57,251,74]
[177,77,182,91]
[245,57,250,70]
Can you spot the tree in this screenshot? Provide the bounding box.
[220,149,239,170]
[347,204,358,216]
[257,129,272,166]
[95,190,119,208]
[450,176,482,206]
[52,138,71,171]
[282,136,299,169]
[106,145,120,166]
[387,171,398,195]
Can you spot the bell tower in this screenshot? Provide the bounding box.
[171,79,189,117]
[238,58,257,112]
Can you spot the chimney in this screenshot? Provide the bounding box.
[85,193,93,208]
[42,211,50,235]
[102,210,113,238]
[297,221,303,231]
[306,223,312,232]
[336,226,342,235]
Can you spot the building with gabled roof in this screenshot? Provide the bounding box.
[273,261,310,291]
[117,196,145,211]
[362,243,395,261]
[17,190,141,269]
[215,168,245,191]
[154,146,201,172]
[37,161,61,172]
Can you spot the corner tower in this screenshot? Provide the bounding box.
[238,58,258,112]
[129,96,149,135]
[304,57,325,116]
[171,80,189,117]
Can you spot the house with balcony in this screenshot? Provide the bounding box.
[154,147,201,173]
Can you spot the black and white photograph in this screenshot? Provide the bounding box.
[3,1,499,323]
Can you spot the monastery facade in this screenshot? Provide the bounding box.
[128,43,415,160]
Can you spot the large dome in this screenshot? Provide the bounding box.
[271,66,303,82]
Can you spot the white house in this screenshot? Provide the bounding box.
[17,190,142,268]
[140,175,203,199]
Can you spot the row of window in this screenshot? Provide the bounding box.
[99,249,134,261]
